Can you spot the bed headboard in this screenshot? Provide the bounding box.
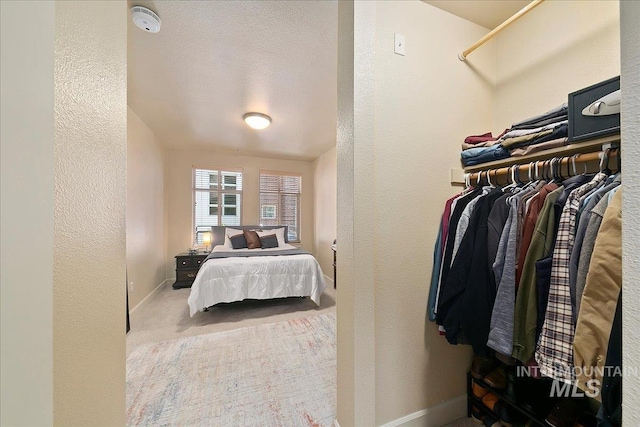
[210,225,289,246]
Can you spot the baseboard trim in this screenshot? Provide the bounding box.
[130,279,168,313]
[323,274,334,286]
[378,395,467,427]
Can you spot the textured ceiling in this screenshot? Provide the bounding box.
[422,0,531,29]
[128,1,338,161]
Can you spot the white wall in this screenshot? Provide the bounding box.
[313,146,337,278]
[620,0,640,424]
[53,1,127,424]
[0,2,55,425]
[127,107,168,309]
[165,149,314,278]
[493,0,620,130]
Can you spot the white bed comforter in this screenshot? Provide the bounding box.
[187,244,326,316]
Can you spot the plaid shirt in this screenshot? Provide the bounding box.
[535,173,607,383]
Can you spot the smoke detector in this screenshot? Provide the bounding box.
[131,6,161,33]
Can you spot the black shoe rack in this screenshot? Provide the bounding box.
[467,371,551,427]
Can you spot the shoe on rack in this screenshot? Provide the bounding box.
[470,405,484,425]
[493,400,520,427]
[471,354,497,380]
[504,367,517,401]
[573,412,597,427]
[545,399,585,427]
[496,352,516,366]
[484,366,507,389]
[482,414,502,427]
[472,380,490,399]
[481,392,500,412]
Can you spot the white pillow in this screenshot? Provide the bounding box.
[257,227,286,247]
[223,227,244,249]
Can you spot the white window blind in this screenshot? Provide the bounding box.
[193,168,242,244]
[259,172,301,242]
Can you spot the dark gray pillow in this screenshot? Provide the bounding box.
[259,234,278,249]
[230,233,248,249]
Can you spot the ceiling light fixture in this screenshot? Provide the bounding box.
[243,112,272,130]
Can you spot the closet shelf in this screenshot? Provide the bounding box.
[463,133,620,173]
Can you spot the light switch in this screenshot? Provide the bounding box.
[394,33,405,56]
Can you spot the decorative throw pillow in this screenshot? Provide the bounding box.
[229,233,248,249]
[244,230,262,249]
[259,234,278,249]
[257,228,286,246]
[224,227,244,249]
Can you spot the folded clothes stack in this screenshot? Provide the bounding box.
[461,103,570,166]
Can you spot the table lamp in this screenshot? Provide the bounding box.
[202,232,212,253]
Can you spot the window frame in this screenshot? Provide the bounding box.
[193,167,243,244]
[259,170,302,243]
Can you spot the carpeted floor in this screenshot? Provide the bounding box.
[127,313,336,426]
[127,279,336,356]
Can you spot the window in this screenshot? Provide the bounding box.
[259,172,301,242]
[261,205,277,219]
[194,168,242,244]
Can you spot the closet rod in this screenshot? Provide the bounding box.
[458,0,545,61]
[467,149,618,182]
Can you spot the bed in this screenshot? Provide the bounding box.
[187,226,326,316]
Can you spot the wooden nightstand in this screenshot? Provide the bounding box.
[172,252,208,289]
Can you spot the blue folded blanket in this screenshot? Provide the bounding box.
[461,144,510,166]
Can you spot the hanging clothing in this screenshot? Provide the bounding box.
[570,176,621,317]
[439,189,502,354]
[536,173,607,383]
[427,220,444,322]
[512,186,563,363]
[487,192,511,268]
[435,188,482,324]
[487,195,520,355]
[574,189,622,394]
[516,183,559,286]
[597,294,622,427]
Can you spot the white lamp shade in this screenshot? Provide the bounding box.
[202,232,212,246]
[243,112,271,130]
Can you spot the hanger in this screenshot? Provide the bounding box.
[502,166,516,191]
[552,158,562,182]
[600,147,613,175]
[515,164,524,185]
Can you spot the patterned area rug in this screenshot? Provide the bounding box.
[127,313,336,426]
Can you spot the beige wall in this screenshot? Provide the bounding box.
[620,0,640,423]
[53,1,127,425]
[336,1,361,424]
[127,107,168,309]
[313,146,337,278]
[372,2,494,424]
[0,1,55,425]
[166,149,314,277]
[338,2,493,425]
[493,0,620,130]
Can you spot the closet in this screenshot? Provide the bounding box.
[426,2,623,426]
[431,130,622,426]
